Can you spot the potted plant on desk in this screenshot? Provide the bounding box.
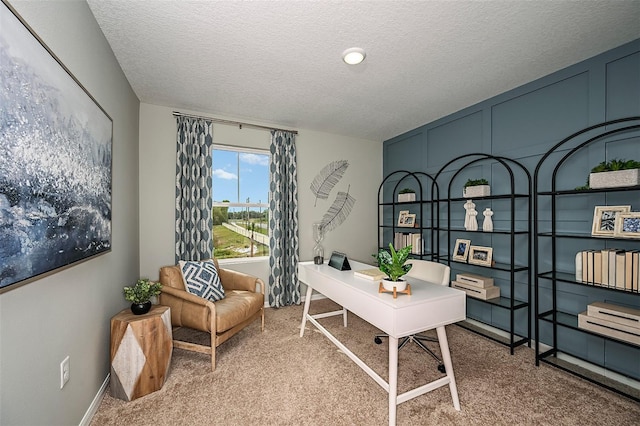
[374,243,413,292]
[124,279,162,315]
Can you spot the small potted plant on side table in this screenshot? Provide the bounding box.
[463,178,490,198]
[124,279,162,315]
[374,243,413,292]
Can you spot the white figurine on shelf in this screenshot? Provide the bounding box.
[483,207,494,232]
[464,199,475,230]
[468,204,478,231]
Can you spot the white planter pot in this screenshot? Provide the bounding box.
[398,193,416,202]
[382,278,407,292]
[589,169,640,189]
[463,185,490,198]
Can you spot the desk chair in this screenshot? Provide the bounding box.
[374,259,451,373]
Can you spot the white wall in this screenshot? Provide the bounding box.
[139,103,382,288]
[0,1,140,425]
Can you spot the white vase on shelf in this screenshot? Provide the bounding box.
[483,208,494,232]
[464,199,475,230]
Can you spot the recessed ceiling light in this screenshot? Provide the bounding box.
[342,47,366,65]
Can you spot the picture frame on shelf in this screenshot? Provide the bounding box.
[399,213,416,228]
[591,205,631,237]
[613,212,640,239]
[468,245,493,267]
[397,210,409,227]
[452,239,471,262]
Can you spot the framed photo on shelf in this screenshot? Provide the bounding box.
[591,205,631,236]
[613,212,640,238]
[468,245,493,267]
[397,210,409,227]
[399,213,416,228]
[452,239,471,262]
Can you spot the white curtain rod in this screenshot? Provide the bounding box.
[172,111,298,135]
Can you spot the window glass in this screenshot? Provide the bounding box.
[212,146,269,259]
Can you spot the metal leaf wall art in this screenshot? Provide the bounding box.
[320,185,356,232]
[310,160,349,207]
[310,160,356,233]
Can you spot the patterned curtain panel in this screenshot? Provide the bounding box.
[268,130,300,307]
[175,116,214,264]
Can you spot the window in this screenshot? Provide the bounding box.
[212,146,270,259]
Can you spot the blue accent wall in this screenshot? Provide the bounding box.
[383,40,640,378]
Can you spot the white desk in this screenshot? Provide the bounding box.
[299,260,466,426]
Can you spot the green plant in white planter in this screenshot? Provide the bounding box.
[397,188,416,202]
[124,279,162,315]
[463,178,490,198]
[374,243,413,291]
[589,159,640,189]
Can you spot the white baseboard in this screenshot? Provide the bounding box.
[554,351,640,391]
[464,321,640,392]
[533,339,639,390]
[80,374,109,426]
[263,292,327,308]
[463,318,512,339]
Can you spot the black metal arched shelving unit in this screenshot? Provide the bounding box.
[533,117,640,402]
[377,170,439,260]
[433,153,532,354]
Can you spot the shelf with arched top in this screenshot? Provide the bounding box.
[433,153,532,354]
[533,116,640,402]
[377,170,439,260]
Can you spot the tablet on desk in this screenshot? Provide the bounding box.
[328,251,351,271]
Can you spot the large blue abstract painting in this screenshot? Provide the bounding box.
[0,2,112,292]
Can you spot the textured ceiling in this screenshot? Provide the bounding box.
[87,1,640,142]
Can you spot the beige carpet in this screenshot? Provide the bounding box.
[91,299,640,425]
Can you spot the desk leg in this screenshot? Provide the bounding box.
[388,336,398,426]
[436,326,460,411]
[299,285,313,337]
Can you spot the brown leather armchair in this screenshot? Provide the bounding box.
[158,259,264,371]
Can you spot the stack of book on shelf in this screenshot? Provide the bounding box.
[578,302,640,346]
[353,268,385,281]
[393,232,423,255]
[576,249,639,292]
[451,273,500,300]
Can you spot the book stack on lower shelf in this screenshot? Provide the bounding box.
[578,302,640,346]
[576,249,639,292]
[451,273,500,300]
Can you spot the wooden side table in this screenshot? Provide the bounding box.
[110,305,173,401]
